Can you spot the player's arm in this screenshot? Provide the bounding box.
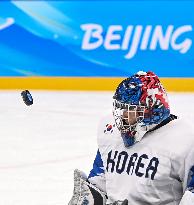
[68,164,128,204]
[68,169,128,205]
[87,149,106,192]
[68,149,107,205]
[68,169,107,205]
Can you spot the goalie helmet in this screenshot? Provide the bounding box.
[113,71,170,134]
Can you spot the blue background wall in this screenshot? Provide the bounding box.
[0,1,193,77]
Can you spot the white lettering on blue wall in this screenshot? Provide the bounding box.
[81,24,192,59]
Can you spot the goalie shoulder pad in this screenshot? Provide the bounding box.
[68,169,107,205]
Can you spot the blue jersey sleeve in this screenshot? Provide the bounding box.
[179,165,194,205]
[187,166,194,193]
[88,149,104,178]
[88,149,106,192]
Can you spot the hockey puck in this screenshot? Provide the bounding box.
[21,90,33,106]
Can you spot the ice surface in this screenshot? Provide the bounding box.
[0,91,194,205]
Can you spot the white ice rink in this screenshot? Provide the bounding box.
[0,91,194,205]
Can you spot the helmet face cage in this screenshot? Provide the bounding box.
[112,71,170,133]
[113,100,146,133]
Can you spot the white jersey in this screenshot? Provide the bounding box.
[88,114,194,204]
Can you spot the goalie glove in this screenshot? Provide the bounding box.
[68,169,107,205]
